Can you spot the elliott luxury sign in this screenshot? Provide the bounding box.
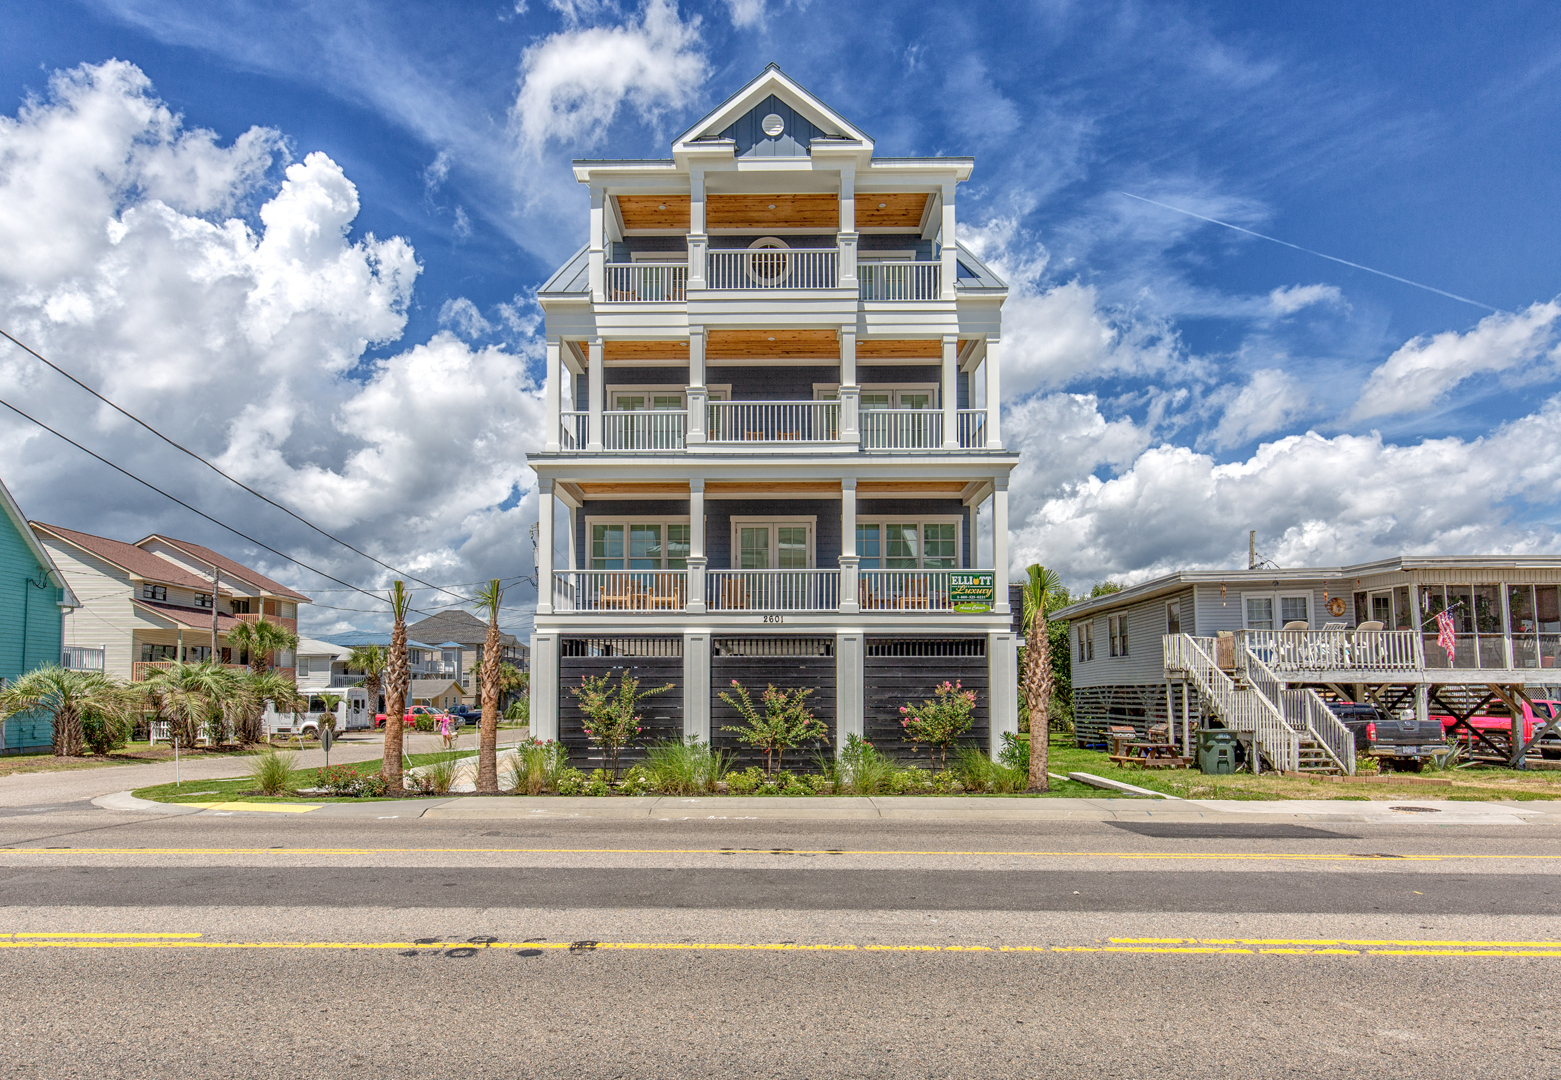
[949,571,996,613]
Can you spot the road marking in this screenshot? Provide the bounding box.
[3,934,1561,958]
[1,931,203,939]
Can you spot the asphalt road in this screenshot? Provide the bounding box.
[3,808,1561,1079]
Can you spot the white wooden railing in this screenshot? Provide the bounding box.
[859,409,941,449]
[956,409,986,448]
[605,263,686,302]
[1241,629,1420,673]
[552,571,687,612]
[1281,687,1356,775]
[602,410,686,451]
[559,411,587,450]
[858,261,941,301]
[61,646,104,671]
[706,570,840,612]
[707,249,837,290]
[1164,634,1299,773]
[707,400,839,442]
[858,569,963,612]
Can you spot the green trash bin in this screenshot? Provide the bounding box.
[1198,730,1238,775]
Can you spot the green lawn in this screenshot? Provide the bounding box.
[0,741,262,777]
[132,752,463,804]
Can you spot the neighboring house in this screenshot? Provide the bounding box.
[319,632,464,706]
[528,65,1020,765]
[0,477,78,751]
[1053,556,1561,775]
[30,523,311,682]
[294,637,356,691]
[407,609,527,703]
[408,679,464,711]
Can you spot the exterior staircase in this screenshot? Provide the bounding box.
[1164,634,1355,775]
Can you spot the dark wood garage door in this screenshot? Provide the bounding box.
[864,637,989,767]
[560,637,683,771]
[710,637,835,773]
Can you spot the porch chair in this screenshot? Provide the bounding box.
[1352,620,1386,668]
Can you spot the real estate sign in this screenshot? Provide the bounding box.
[950,571,996,613]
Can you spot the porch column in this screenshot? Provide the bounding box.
[566,506,578,571]
[687,170,707,290]
[993,477,1010,614]
[939,181,957,300]
[588,187,606,302]
[836,631,864,753]
[544,336,562,452]
[587,337,604,451]
[536,477,555,615]
[686,327,706,444]
[984,338,1002,448]
[837,167,857,289]
[684,632,710,742]
[686,479,706,614]
[529,632,559,741]
[839,327,859,444]
[989,631,1018,761]
[941,334,959,449]
[840,478,859,613]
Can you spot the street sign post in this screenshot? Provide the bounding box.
[950,571,996,613]
[321,724,332,767]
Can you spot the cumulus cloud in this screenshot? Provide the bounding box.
[1353,299,1561,419]
[722,0,768,27]
[439,297,494,339]
[1267,283,1342,316]
[0,61,542,634]
[1206,368,1309,449]
[512,0,709,151]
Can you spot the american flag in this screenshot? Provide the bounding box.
[1435,609,1457,663]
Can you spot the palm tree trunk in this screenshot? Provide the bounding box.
[477,624,501,794]
[1025,610,1053,792]
[383,619,408,791]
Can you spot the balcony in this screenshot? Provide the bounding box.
[706,249,837,290]
[1239,628,1561,676]
[605,263,686,302]
[553,570,688,612]
[557,403,990,451]
[708,401,838,443]
[549,568,995,615]
[858,261,941,302]
[61,646,105,671]
[707,570,839,611]
[601,255,946,299]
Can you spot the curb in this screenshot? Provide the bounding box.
[93,791,205,816]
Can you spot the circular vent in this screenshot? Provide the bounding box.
[745,236,791,286]
[761,113,785,137]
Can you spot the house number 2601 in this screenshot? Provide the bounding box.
[762,615,784,624]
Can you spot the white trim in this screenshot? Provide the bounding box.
[729,516,817,569]
[585,516,693,570]
[1241,591,1314,631]
[813,381,938,403]
[608,384,730,408]
[858,250,917,261]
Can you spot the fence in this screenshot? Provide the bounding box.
[605,262,686,301]
[859,408,941,450]
[602,409,686,451]
[857,260,940,301]
[707,249,837,290]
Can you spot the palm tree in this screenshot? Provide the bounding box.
[0,666,134,757]
[473,579,504,793]
[382,582,411,790]
[346,645,386,719]
[1022,564,1063,793]
[139,661,254,748]
[243,669,303,743]
[227,616,299,674]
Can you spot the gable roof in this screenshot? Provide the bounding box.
[33,522,215,591]
[673,64,872,154]
[0,479,75,605]
[317,631,443,650]
[296,636,352,658]
[138,535,311,603]
[132,599,244,632]
[408,609,520,648]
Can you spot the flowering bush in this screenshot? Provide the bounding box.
[570,673,672,778]
[718,681,827,776]
[900,681,979,770]
[358,773,389,797]
[318,764,363,796]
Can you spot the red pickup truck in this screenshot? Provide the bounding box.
[373,705,444,729]
[1434,699,1561,759]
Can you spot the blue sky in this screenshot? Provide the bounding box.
[0,0,1558,631]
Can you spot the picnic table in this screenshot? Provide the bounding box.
[1109,741,1192,769]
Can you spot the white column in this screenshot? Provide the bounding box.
[684,632,710,741]
[566,506,578,571]
[686,327,706,444]
[984,338,1002,448]
[686,479,706,614]
[993,477,1010,614]
[536,478,555,614]
[687,170,707,290]
[587,337,604,451]
[836,631,864,753]
[941,334,959,448]
[544,336,562,451]
[940,181,957,300]
[589,187,606,302]
[839,327,858,444]
[840,478,858,613]
[989,631,1018,761]
[837,168,857,289]
[529,633,559,741]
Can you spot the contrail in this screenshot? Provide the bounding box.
[1118,191,1500,313]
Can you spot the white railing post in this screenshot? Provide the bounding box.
[839,555,859,614]
[686,556,707,614]
[587,338,603,451]
[588,187,605,302]
[941,335,959,449]
[544,336,561,452]
[940,181,957,300]
[839,327,859,444]
[838,169,857,289]
[687,326,706,444]
[688,170,706,290]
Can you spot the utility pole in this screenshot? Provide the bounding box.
[210,564,220,662]
[1248,530,1256,570]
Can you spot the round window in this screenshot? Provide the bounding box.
[745,236,791,286]
[760,113,785,137]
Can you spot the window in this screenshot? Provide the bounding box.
[195,593,213,609]
[230,598,251,614]
[1280,595,1309,626]
[1109,614,1129,657]
[612,392,685,411]
[1244,593,1311,630]
[589,519,691,570]
[1166,601,1181,636]
[141,583,167,602]
[140,643,177,662]
[1078,621,1094,662]
[856,520,961,569]
[816,384,938,408]
[732,519,814,569]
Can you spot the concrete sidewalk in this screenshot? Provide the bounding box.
[94,790,1561,824]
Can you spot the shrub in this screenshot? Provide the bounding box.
[997,731,1030,772]
[718,681,827,776]
[503,698,530,724]
[413,714,437,732]
[554,769,587,796]
[505,739,570,795]
[645,738,729,795]
[837,734,895,796]
[888,766,928,795]
[586,775,611,797]
[318,764,363,796]
[930,770,962,794]
[359,773,389,797]
[571,673,673,778]
[953,746,1026,794]
[418,752,460,795]
[621,765,656,795]
[726,766,763,796]
[249,749,300,796]
[81,706,133,756]
[900,681,978,771]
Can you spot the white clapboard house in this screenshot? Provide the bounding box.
[527,65,1020,767]
[1054,556,1561,775]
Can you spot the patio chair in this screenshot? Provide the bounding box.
[1351,621,1386,668]
[597,577,632,610]
[1281,621,1308,631]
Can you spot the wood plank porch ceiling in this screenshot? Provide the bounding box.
[586,337,980,363]
[573,480,971,498]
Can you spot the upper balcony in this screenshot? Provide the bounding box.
[599,254,951,303]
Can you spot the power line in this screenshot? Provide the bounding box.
[0,327,493,603]
[0,394,443,619]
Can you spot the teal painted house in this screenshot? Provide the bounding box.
[0,477,77,751]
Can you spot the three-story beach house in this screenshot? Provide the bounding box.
[528,66,1020,764]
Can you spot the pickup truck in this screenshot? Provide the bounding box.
[1435,699,1561,760]
[1329,701,1447,771]
[373,705,444,729]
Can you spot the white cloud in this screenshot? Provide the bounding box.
[512,0,708,151]
[0,61,542,630]
[721,0,768,27]
[452,206,472,238]
[1207,368,1309,449]
[1353,299,1561,419]
[422,150,450,193]
[438,297,493,338]
[1267,283,1342,316]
